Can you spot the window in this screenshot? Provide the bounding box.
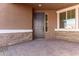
[66,9,75,29]
[59,9,75,29]
[55,5,79,31]
[60,12,66,28]
[45,14,48,32]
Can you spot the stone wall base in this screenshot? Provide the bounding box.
[55,31,79,42]
[0,32,32,47]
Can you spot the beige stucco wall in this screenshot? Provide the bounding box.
[34,10,57,40]
[45,10,57,39]
[0,3,32,29]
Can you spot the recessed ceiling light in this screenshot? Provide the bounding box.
[38,4,42,7]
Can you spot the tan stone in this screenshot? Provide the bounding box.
[0,32,32,47]
[55,31,79,42]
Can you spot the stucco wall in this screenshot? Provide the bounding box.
[0,3,32,29]
[44,10,57,39]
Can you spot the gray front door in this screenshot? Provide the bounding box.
[34,12,44,38]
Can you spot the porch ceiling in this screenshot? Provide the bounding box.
[26,3,78,10]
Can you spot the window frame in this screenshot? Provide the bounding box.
[55,4,79,31]
[59,9,76,29]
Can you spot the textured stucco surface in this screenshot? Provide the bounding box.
[0,4,32,29]
[0,32,32,47]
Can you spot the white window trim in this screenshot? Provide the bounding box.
[55,29,79,31]
[55,4,79,31]
[75,8,79,29]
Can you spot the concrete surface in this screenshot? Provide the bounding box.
[0,38,79,56]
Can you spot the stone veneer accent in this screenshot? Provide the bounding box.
[55,31,79,42]
[0,32,32,47]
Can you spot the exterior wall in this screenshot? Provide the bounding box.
[34,10,57,40]
[55,31,79,42]
[0,4,32,29]
[0,3,78,47]
[55,7,79,42]
[55,10,79,42]
[34,5,79,42]
[45,10,57,39]
[0,4,33,47]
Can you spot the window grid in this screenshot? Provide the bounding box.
[57,9,78,29]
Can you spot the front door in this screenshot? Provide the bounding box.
[34,12,45,38]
